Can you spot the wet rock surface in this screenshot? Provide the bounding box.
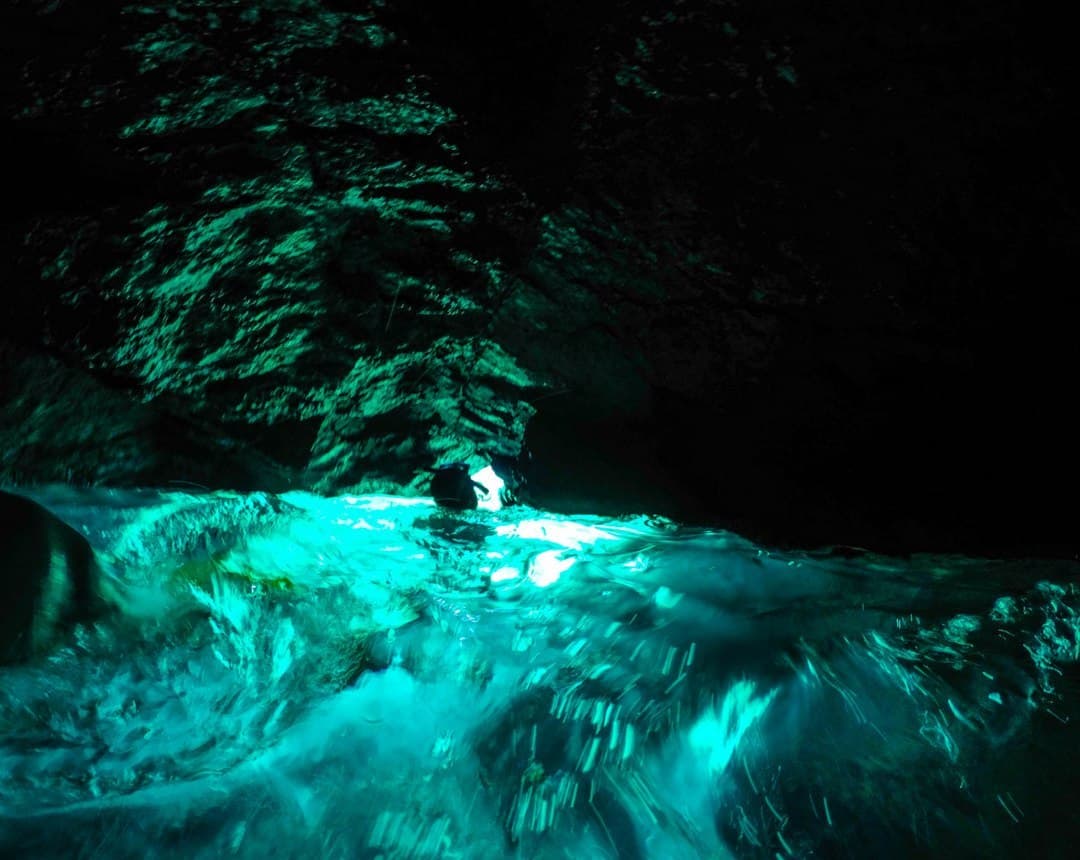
[3,0,1077,556]
[0,490,107,662]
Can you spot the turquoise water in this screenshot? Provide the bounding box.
[1,487,1078,858]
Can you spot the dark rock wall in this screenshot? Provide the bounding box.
[3,0,1077,555]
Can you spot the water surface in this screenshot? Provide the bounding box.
[2,487,1077,858]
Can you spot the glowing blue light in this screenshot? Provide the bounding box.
[654,586,683,609]
[528,550,576,588]
[689,680,778,776]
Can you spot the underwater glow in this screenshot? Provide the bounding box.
[689,680,778,777]
[494,518,618,550]
[1,487,1078,858]
[526,549,576,588]
[489,566,520,584]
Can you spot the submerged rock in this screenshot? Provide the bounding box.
[0,491,109,662]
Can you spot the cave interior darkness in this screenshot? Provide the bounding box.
[2,0,1078,557]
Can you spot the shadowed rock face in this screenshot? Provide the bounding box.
[0,491,106,662]
[2,0,1077,556]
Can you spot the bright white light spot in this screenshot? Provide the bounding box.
[689,680,778,776]
[622,554,650,573]
[471,466,505,511]
[654,586,683,609]
[356,495,435,511]
[528,550,576,588]
[291,493,431,511]
[490,566,520,584]
[495,519,618,550]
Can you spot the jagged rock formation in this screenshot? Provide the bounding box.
[3,0,1077,555]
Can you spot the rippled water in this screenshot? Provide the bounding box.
[1,487,1078,858]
